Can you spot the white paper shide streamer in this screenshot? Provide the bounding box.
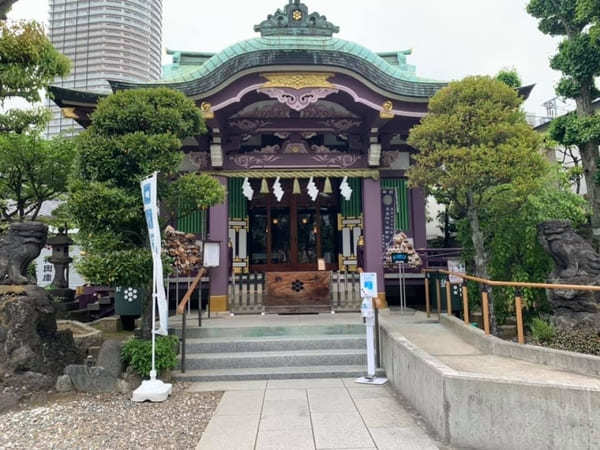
[307,176,319,202]
[340,176,353,201]
[273,177,284,202]
[242,177,254,201]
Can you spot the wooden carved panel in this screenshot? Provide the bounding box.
[265,271,331,313]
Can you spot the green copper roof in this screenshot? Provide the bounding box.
[161,36,438,85]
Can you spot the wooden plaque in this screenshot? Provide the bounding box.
[265,271,332,314]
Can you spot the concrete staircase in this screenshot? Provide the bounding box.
[174,323,371,382]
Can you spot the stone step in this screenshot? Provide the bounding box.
[87,302,100,311]
[174,365,383,382]
[176,324,365,339]
[182,349,367,370]
[98,296,113,305]
[185,335,366,353]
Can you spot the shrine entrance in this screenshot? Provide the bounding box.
[248,179,339,273]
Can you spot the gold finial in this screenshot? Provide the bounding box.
[200,102,214,119]
[380,100,394,119]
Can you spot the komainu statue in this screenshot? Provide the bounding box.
[0,222,48,285]
[538,220,600,333]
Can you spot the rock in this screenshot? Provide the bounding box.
[123,366,142,391]
[538,220,600,333]
[19,371,54,391]
[96,340,123,378]
[0,222,48,285]
[55,375,73,393]
[117,379,132,394]
[64,365,117,393]
[0,391,21,412]
[57,320,103,357]
[0,285,82,378]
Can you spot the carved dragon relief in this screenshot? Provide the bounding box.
[228,142,362,169]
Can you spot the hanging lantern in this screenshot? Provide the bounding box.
[323,177,333,194]
[260,178,269,194]
[293,178,301,195]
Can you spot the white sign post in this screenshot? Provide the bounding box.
[132,172,172,403]
[356,273,388,385]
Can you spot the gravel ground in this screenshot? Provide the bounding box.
[0,383,222,450]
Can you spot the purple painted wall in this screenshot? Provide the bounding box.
[362,178,384,291]
[208,176,229,298]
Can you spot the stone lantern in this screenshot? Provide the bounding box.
[47,225,75,302]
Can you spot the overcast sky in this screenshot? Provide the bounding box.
[8,0,567,116]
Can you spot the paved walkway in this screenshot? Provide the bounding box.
[190,378,443,450]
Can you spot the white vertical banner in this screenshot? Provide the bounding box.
[141,172,168,336]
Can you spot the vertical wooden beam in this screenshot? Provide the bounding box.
[515,296,525,344]
[446,280,452,317]
[482,289,490,335]
[425,276,431,318]
[462,285,469,325]
[435,279,442,320]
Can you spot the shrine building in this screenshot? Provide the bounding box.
[50,1,452,314]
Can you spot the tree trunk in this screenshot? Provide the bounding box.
[466,194,497,334]
[575,85,600,250]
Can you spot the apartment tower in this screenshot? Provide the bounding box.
[47,0,162,137]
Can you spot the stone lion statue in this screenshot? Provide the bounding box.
[538,220,600,332]
[0,222,48,285]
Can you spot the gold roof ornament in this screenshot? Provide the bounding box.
[61,107,79,119]
[380,100,395,119]
[200,102,214,119]
[260,72,335,90]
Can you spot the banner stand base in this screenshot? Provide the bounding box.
[132,379,172,403]
[355,376,388,386]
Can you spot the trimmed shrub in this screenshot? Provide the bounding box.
[121,335,178,378]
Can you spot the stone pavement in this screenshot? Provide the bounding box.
[190,378,443,450]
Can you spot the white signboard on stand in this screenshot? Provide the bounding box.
[360,272,378,299]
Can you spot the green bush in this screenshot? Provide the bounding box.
[121,335,179,378]
[530,318,555,343]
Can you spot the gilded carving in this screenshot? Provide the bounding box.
[260,72,335,90]
[380,100,395,119]
[200,102,215,119]
[61,107,79,119]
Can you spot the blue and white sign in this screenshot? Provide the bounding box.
[360,272,378,299]
[140,172,168,336]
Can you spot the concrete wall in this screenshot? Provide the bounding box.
[379,318,600,449]
[441,314,600,378]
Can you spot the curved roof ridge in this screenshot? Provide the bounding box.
[161,36,442,85]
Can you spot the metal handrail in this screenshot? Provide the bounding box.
[423,268,600,345]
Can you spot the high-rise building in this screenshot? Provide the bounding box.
[46,0,163,137]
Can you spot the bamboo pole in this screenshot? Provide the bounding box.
[515,296,525,345]
[423,269,600,292]
[481,289,490,335]
[176,268,206,315]
[425,277,431,318]
[436,279,442,320]
[446,280,452,317]
[462,286,469,325]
